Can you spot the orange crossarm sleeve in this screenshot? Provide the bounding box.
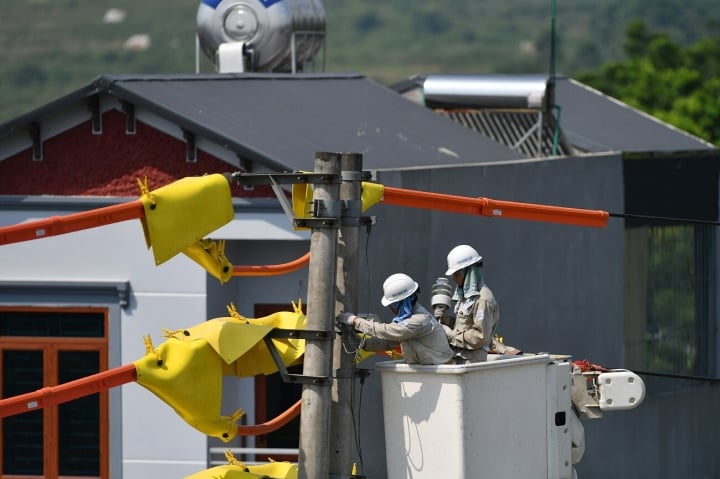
[236,399,301,436]
[0,201,145,246]
[381,186,609,228]
[0,363,137,418]
[232,252,311,277]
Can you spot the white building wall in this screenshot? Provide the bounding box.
[0,208,209,477]
[0,201,309,479]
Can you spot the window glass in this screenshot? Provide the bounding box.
[0,308,108,478]
[2,350,44,475]
[58,350,101,476]
[644,225,714,376]
[0,311,104,337]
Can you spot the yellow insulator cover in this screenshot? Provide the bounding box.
[291,181,313,231]
[184,465,256,479]
[229,310,307,377]
[134,306,306,441]
[164,312,306,376]
[248,462,298,478]
[134,338,239,442]
[139,174,234,265]
[360,181,384,212]
[184,463,298,479]
[291,178,385,231]
[168,317,274,366]
[183,238,234,284]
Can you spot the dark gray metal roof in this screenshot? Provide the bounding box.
[554,76,715,152]
[0,73,524,171]
[3,73,711,172]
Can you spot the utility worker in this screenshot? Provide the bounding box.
[443,244,499,363]
[337,273,454,365]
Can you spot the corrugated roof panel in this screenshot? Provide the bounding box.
[440,110,571,157]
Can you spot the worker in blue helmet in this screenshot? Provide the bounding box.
[337,273,454,365]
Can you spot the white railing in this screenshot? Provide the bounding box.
[209,447,299,466]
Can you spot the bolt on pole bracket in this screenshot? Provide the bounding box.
[264,329,333,385]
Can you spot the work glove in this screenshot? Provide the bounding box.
[337,312,356,327]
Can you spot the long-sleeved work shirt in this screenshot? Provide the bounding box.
[448,283,499,363]
[355,304,453,365]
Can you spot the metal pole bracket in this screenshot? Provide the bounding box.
[230,171,340,187]
[264,328,333,385]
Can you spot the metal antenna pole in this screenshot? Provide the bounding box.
[298,152,341,479]
[330,153,363,478]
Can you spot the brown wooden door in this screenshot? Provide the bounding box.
[253,304,303,462]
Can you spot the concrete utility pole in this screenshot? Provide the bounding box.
[330,153,363,478]
[298,152,341,479]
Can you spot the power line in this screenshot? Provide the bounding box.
[609,212,720,226]
[634,370,720,383]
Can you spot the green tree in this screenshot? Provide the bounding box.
[577,20,720,146]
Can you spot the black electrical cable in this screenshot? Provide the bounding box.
[634,370,720,383]
[347,222,374,476]
[348,345,365,475]
[609,212,720,226]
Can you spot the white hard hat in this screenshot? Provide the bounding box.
[381,273,419,306]
[445,244,482,275]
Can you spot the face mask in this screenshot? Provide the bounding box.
[391,296,415,323]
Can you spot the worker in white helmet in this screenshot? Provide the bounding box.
[444,244,499,363]
[337,273,454,365]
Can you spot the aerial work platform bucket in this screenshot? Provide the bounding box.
[376,354,575,479]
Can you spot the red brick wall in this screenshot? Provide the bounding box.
[0,109,275,198]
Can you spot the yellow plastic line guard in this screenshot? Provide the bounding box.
[140,174,234,265]
[380,185,610,228]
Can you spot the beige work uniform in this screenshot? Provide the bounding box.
[448,283,499,363]
[355,304,454,365]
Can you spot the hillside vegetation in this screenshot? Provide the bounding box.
[1,0,719,124]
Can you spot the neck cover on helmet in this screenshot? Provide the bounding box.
[392,294,416,323]
[452,264,483,304]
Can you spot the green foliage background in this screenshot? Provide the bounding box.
[577,20,720,145]
[2,0,720,142]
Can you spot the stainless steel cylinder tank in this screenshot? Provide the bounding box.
[196,0,326,73]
